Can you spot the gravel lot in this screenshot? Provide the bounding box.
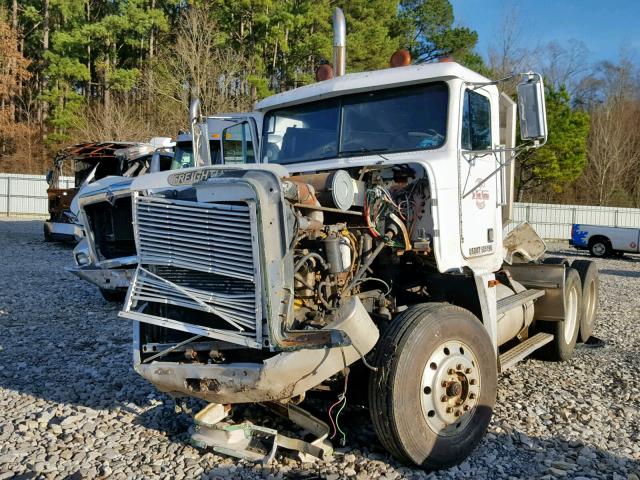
[1,218,639,480]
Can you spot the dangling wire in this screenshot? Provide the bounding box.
[327,368,350,446]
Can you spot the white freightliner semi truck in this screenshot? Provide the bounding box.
[117,9,599,469]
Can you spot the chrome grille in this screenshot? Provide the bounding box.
[136,196,255,280]
[122,194,262,349]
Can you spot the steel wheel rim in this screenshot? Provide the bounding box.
[564,284,578,343]
[420,340,481,436]
[592,243,606,256]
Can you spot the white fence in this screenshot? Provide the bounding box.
[2,172,640,238]
[511,202,640,240]
[0,173,74,217]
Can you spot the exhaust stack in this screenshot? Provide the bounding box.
[333,8,346,76]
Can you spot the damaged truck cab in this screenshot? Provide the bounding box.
[117,33,598,469]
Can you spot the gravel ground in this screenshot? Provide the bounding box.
[1,218,639,480]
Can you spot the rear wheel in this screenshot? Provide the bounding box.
[537,268,582,361]
[589,238,611,258]
[571,260,599,342]
[369,303,496,469]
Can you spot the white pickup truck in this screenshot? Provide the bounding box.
[571,223,640,257]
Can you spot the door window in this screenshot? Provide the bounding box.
[461,90,492,150]
[222,122,256,164]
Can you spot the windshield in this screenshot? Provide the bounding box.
[74,159,121,186]
[171,141,195,170]
[262,82,448,164]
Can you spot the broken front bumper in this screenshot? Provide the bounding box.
[132,296,379,404]
[67,264,134,290]
[68,239,137,290]
[44,221,83,242]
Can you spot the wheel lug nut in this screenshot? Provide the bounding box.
[441,380,448,387]
[454,410,461,417]
[469,379,477,385]
[463,405,471,411]
[446,407,453,413]
[456,364,463,370]
[440,395,448,402]
[469,393,477,400]
[465,368,472,374]
[447,368,455,374]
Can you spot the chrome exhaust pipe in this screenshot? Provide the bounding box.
[333,8,346,76]
[189,98,200,125]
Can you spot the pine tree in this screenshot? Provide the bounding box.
[516,85,590,200]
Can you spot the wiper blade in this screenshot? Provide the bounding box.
[340,147,390,155]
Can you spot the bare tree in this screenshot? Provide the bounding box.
[69,97,160,143]
[146,7,252,133]
[539,40,591,96]
[581,60,640,206]
[487,8,532,95]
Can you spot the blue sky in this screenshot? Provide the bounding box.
[450,0,640,63]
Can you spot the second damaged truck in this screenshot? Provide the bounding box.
[117,10,599,469]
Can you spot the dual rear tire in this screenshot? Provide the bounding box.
[536,268,582,360]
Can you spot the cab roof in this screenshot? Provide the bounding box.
[255,61,492,111]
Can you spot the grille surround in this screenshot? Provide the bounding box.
[122,192,263,349]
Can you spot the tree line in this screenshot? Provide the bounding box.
[0,0,639,207]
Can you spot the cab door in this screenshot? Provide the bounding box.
[206,115,260,165]
[458,88,499,258]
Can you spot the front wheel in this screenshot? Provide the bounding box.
[368,303,497,469]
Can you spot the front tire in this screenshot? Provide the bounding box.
[368,303,496,469]
[43,225,53,242]
[537,268,582,361]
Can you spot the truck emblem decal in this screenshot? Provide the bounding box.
[471,178,490,209]
[167,168,224,186]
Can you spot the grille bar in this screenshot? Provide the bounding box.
[123,193,263,348]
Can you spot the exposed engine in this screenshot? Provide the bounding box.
[282,163,434,330]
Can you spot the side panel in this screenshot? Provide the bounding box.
[505,263,565,321]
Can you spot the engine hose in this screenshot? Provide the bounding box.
[294,252,329,273]
[342,231,394,294]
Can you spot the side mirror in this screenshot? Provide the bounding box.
[517,73,547,143]
[45,169,53,185]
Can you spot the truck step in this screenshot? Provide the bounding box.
[497,288,545,314]
[499,333,553,371]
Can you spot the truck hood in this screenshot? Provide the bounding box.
[77,175,134,200]
[129,164,289,192]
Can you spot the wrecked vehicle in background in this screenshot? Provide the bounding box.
[69,139,175,301]
[44,141,166,242]
[71,114,260,302]
[115,8,600,469]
